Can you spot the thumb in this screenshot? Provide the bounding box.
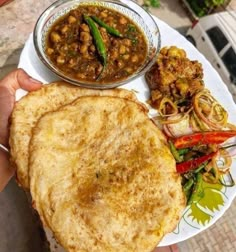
[0,68,42,95]
[0,69,42,147]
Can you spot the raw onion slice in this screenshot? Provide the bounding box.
[193,89,228,130]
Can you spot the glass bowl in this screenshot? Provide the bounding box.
[33,0,161,89]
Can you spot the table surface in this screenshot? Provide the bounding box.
[0,0,191,68]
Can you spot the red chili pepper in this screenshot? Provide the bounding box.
[176,152,217,174]
[172,131,236,149]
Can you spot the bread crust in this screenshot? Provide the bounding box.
[9,82,139,188]
[29,96,185,252]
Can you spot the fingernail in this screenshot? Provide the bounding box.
[29,77,42,85]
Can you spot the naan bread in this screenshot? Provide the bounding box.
[29,96,185,252]
[9,82,139,188]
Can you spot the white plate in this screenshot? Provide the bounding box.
[18,16,236,247]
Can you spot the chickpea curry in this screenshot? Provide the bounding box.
[46,5,148,83]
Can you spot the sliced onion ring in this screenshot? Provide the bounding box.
[158,97,179,117]
[193,89,228,130]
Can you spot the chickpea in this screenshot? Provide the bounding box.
[82,53,91,59]
[62,45,68,51]
[112,40,118,46]
[80,44,88,54]
[123,39,132,47]
[107,16,114,22]
[89,45,96,53]
[100,11,108,18]
[69,58,75,64]
[119,17,127,25]
[56,56,65,64]
[80,31,91,42]
[123,54,130,60]
[125,47,130,53]
[47,48,54,55]
[80,23,90,32]
[87,6,95,13]
[131,55,138,63]
[119,45,126,54]
[111,50,118,59]
[61,25,69,34]
[50,31,61,43]
[117,60,124,68]
[124,67,132,73]
[69,58,77,68]
[77,73,86,79]
[68,15,77,24]
[70,42,79,51]
[100,27,106,33]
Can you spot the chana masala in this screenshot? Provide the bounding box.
[46,5,148,83]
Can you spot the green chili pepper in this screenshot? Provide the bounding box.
[188,172,203,205]
[91,16,123,37]
[183,178,194,202]
[83,15,107,80]
[183,178,194,193]
[177,148,189,156]
[193,162,207,173]
[169,140,183,163]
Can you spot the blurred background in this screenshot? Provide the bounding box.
[0,0,236,251]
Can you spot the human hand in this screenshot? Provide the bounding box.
[0,68,42,191]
